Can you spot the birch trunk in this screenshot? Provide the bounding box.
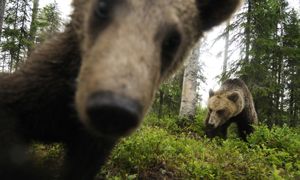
[28,0,39,54]
[0,0,6,38]
[179,42,200,120]
[223,20,230,75]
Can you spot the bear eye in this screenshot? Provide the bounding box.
[217,109,225,116]
[95,0,114,19]
[161,28,182,73]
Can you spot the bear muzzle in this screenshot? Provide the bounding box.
[208,116,222,128]
[85,91,143,137]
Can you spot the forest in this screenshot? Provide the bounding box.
[0,0,299,179]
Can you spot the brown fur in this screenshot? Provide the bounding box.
[73,0,241,130]
[205,78,258,141]
[0,0,241,179]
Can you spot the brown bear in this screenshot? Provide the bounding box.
[204,78,258,141]
[0,0,241,179]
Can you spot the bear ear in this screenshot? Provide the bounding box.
[227,91,240,102]
[209,89,214,97]
[196,0,241,31]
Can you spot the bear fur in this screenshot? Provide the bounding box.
[205,78,258,141]
[0,0,241,179]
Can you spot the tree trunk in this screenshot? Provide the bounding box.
[0,0,6,38]
[179,42,200,120]
[245,0,252,64]
[158,90,164,119]
[222,20,230,76]
[28,0,39,55]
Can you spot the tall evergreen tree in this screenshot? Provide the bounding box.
[0,1,62,72]
[36,2,62,43]
[282,9,300,126]
[1,0,32,71]
[225,0,300,126]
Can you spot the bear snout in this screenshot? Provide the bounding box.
[86,91,142,137]
[206,123,215,129]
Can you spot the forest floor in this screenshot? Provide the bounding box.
[32,114,300,179]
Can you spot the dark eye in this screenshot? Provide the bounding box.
[217,109,225,116]
[95,0,113,19]
[161,29,182,73]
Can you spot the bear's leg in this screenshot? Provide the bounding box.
[236,120,253,141]
[0,110,51,180]
[63,131,117,180]
[0,147,51,180]
[205,123,230,139]
[218,123,230,139]
[205,127,217,138]
[237,128,247,141]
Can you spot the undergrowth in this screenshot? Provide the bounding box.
[31,113,300,179]
[99,116,300,179]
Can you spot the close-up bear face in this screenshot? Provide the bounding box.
[74,0,199,138]
[0,0,244,179]
[71,0,241,138]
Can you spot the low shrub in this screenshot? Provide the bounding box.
[28,117,300,179]
[100,124,300,179]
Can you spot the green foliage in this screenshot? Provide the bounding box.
[30,143,64,179]
[151,72,183,118]
[99,126,214,179]
[143,113,181,133]
[99,124,300,179]
[144,107,207,136]
[248,125,300,155]
[36,2,62,42]
[1,0,32,70]
[0,1,62,72]
[194,107,208,134]
[247,125,300,179]
[27,116,300,179]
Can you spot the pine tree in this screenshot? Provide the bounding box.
[283,10,300,126]
[1,0,32,71]
[0,1,62,72]
[36,2,62,43]
[224,0,300,126]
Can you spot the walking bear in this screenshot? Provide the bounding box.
[0,0,241,179]
[205,78,258,141]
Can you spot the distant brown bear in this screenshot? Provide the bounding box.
[205,79,258,141]
[0,0,241,179]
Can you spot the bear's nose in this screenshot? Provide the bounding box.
[86,91,142,137]
[206,123,215,129]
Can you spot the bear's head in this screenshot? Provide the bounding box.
[207,90,245,128]
[71,0,242,137]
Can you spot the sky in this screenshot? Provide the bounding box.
[39,0,300,106]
